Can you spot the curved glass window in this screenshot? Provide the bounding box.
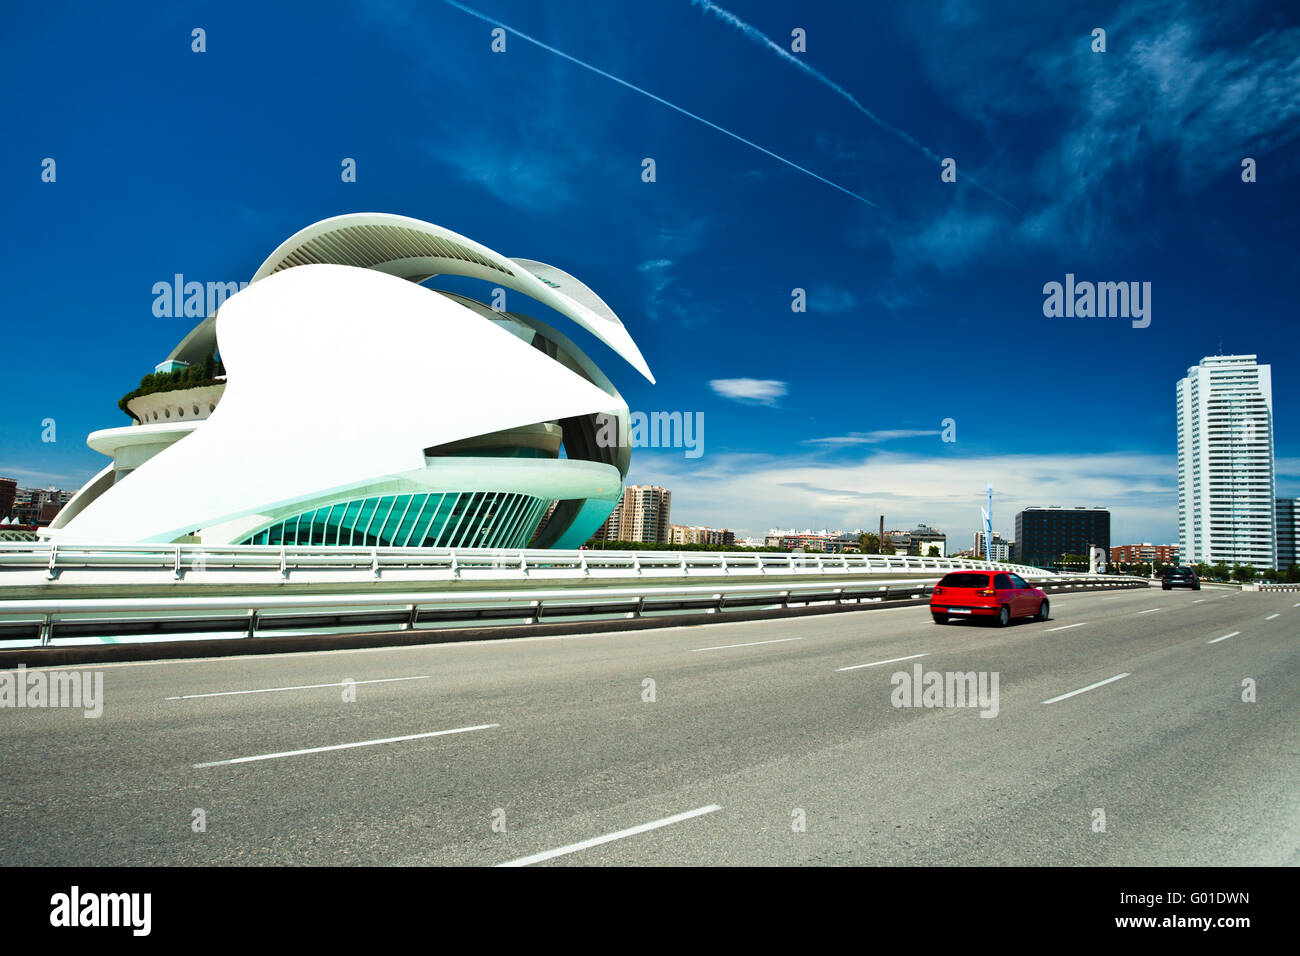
[238,491,551,549]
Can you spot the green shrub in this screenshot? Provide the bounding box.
[118,354,226,420]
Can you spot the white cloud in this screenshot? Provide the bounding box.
[0,465,79,483]
[805,429,940,446]
[811,284,858,314]
[709,378,788,406]
[880,0,1300,273]
[639,219,714,326]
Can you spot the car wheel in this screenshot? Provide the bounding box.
[1037,600,1050,622]
[1162,584,1170,590]
[1193,584,1200,591]
[932,613,948,625]
[996,605,1010,627]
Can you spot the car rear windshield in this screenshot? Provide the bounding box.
[1164,568,1192,576]
[938,573,990,588]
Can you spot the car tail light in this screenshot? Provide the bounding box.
[976,588,995,596]
[934,587,945,595]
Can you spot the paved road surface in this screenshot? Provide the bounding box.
[1,587,1296,865]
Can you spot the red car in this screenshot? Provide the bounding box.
[930,571,1049,626]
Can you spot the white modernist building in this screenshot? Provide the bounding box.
[1176,354,1276,568]
[48,213,654,549]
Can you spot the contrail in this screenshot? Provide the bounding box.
[441,0,878,207]
[691,0,1023,215]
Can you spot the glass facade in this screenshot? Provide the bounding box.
[1014,508,1111,569]
[238,491,551,549]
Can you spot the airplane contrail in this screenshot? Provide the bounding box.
[441,0,878,207]
[691,0,1024,215]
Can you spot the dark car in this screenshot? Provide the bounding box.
[930,571,1049,626]
[1161,566,1200,590]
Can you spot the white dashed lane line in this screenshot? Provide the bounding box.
[1042,673,1130,705]
[167,675,431,700]
[497,805,722,867]
[836,653,928,672]
[1265,614,1280,621]
[691,637,802,652]
[193,724,498,768]
[1046,623,1087,632]
[1208,632,1240,645]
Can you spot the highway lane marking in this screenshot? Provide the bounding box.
[192,724,498,768]
[691,637,803,652]
[1136,608,1163,614]
[1042,673,1130,705]
[166,675,431,700]
[1266,614,1280,621]
[1194,599,1208,603]
[1046,623,1087,632]
[497,805,721,867]
[836,653,928,672]
[1207,632,1240,645]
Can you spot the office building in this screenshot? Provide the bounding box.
[1014,507,1111,568]
[597,485,672,544]
[1277,497,1299,570]
[1110,543,1179,564]
[1177,354,1276,568]
[668,524,735,547]
[974,531,1011,562]
[0,477,16,521]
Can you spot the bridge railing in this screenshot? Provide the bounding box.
[0,541,1070,582]
[0,567,1145,647]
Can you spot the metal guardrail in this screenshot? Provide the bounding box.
[0,572,1144,646]
[0,542,1061,582]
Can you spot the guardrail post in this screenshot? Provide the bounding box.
[520,553,528,576]
[45,544,58,581]
[173,546,183,580]
[40,613,52,647]
[372,549,381,579]
[580,552,589,576]
[280,546,288,580]
[246,610,259,639]
[405,604,418,630]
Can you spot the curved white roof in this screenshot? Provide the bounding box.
[249,213,654,383]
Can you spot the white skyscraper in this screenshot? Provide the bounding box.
[1177,355,1276,568]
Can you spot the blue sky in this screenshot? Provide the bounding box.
[2,0,1297,546]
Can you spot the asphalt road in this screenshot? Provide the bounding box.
[1,586,1296,865]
